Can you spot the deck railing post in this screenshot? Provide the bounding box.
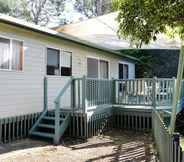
[152,77,157,110]
[54,100,60,144]
[112,79,116,104]
[82,75,87,113]
[172,133,180,162]
[71,77,75,113]
[44,77,48,111]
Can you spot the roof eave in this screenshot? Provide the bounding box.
[0,15,138,62]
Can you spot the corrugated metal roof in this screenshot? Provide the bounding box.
[0,14,137,62]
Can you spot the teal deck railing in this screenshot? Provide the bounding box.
[72,77,113,112]
[114,79,154,106]
[114,78,175,108]
[44,77,176,114]
[70,77,176,112]
[54,79,72,144]
[86,78,113,107]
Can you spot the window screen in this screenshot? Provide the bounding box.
[100,60,109,79]
[47,48,60,75]
[87,57,98,78]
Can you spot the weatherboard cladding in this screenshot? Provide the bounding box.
[0,14,137,62]
[0,22,135,117]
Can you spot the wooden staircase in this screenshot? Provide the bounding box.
[29,110,71,144]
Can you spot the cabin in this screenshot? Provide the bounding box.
[0,14,136,143]
[0,14,184,162]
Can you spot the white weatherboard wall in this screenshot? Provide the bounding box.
[47,76,71,110]
[0,23,135,118]
[0,32,45,118]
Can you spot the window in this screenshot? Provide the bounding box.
[0,37,23,71]
[60,51,72,76]
[100,60,109,79]
[119,63,129,79]
[87,57,109,79]
[46,48,72,76]
[12,40,23,71]
[87,57,98,78]
[47,48,60,75]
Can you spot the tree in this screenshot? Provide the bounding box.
[0,1,11,14]
[113,0,184,134]
[19,0,66,25]
[75,0,113,18]
[0,0,66,26]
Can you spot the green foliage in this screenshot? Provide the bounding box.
[0,1,11,14]
[0,0,66,25]
[120,49,154,77]
[75,0,113,17]
[113,0,184,47]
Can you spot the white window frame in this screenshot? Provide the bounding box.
[0,35,24,72]
[86,56,110,79]
[46,46,72,77]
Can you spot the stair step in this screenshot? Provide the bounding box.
[43,116,55,120]
[42,116,65,121]
[38,124,55,129]
[31,131,54,138]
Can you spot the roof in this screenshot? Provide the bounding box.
[0,14,137,62]
[54,12,181,50]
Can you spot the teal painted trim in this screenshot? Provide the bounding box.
[82,76,86,113]
[54,101,60,145]
[54,79,72,103]
[0,112,41,143]
[59,113,71,138]
[29,110,47,134]
[54,78,72,144]
[152,110,173,162]
[44,77,48,111]
[152,77,156,109]
[71,77,74,113]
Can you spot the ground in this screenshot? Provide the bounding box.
[0,129,158,162]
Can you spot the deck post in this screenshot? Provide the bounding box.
[54,100,60,145]
[44,77,48,111]
[112,79,116,104]
[71,77,75,113]
[152,77,157,136]
[152,77,157,109]
[82,75,87,113]
[170,45,184,134]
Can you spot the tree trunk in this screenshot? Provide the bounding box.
[96,0,103,16]
[170,44,184,134]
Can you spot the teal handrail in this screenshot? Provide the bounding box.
[54,78,72,144]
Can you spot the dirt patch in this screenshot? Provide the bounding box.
[0,129,159,162]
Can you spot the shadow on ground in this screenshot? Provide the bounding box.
[0,129,158,162]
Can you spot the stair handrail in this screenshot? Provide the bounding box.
[29,109,47,134]
[54,78,73,144]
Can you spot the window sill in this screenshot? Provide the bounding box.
[45,75,72,79]
[0,69,24,73]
